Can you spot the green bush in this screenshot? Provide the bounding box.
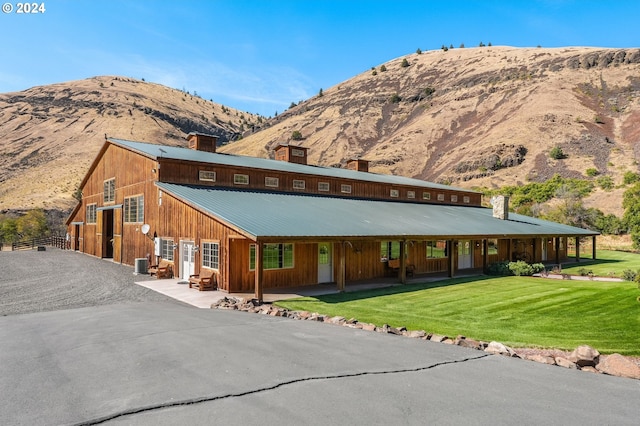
[585,168,599,177]
[291,130,303,140]
[622,269,638,282]
[597,175,614,190]
[623,171,640,185]
[509,261,534,276]
[487,261,511,276]
[549,146,566,160]
[401,58,410,68]
[578,267,593,276]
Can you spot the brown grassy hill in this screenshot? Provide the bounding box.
[0,76,257,212]
[221,46,640,216]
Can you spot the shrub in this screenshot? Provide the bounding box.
[416,48,422,55]
[597,175,614,190]
[380,65,387,72]
[622,269,638,282]
[401,58,410,68]
[578,267,593,276]
[508,261,534,276]
[291,130,303,140]
[549,146,566,160]
[487,261,511,276]
[531,263,546,274]
[389,93,402,103]
[586,168,599,177]
[623,171,640,185]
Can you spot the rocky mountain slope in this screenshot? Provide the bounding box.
[1,46,639,219]
[221,46,640,216]
[0,76,257,212]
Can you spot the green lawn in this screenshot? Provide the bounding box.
[562,249,640,278]
[277,251,640,355]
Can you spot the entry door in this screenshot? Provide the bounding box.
[181,241,196,280]
[318,243,333,283]
[458,240,473,269]
[541,238,548,261]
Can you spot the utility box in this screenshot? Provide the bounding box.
[134,258,148,275]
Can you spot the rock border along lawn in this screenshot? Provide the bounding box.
[212,297,640,381]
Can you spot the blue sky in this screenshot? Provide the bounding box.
[1,0,639,116]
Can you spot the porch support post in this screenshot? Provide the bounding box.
[337,242,346,292]
[448,240,455,278]
[254,242,263,302]
[592,236,597,260]
[507,238,512,262]
[531,238,536,263]
[575,237,580,263]
[555,237,561,267]
[399,240,407,284]
[482,239,488,272]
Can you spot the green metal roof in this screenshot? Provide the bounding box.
[156,183,599,241]
[109,138,476,193]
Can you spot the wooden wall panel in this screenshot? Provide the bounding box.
[157,158,482,206]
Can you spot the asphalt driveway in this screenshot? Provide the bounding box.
[1,249,638,425]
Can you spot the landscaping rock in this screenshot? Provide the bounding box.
[523,354,556,365]
[429,334,448,343]
[596,354,640,380]
[569,345,600,367]
[209,297,639,381]
[485,341,518,357]
[555,357,578,369]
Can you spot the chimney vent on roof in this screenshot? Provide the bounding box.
[491,195,509,220]
[187,132,218,153]
[346,158,369,172]
[274,144,308,165]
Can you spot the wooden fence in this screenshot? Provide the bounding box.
[10,236,68,251]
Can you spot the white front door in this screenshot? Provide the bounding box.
[541,238,548,261]
[181,241,196,280]
[458,240,473,269]
[318,243,333,283]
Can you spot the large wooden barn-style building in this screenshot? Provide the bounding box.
[66,133,598,299]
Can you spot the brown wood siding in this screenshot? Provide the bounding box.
[156,158,482,206]
[71,144,159,262]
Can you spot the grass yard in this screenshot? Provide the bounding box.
[562,249,640,278]
[277,251,640,356]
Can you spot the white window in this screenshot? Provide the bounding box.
[451,195,458,203]
[199,170,216,182]
[265,177,279,187]
[234,174,249,185]
[86,204,97,224]
[463,196,470,204]
[423,192,431,200]
[318,182,330,192]
[161,238,175,261]
[103,178,115,203]
[341,184,352,194]
[407,191,415,199]
[390,189,399,198]
[437,193,445,201]
[293,179,306,190]
[124,195,144,223]
[202,241,220,269]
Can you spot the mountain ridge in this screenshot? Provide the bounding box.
[1,46,639,219]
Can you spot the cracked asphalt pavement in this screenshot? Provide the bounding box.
[1,249,639,425]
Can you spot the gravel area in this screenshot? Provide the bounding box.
[0,247,180,316]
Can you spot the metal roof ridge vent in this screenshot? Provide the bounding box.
[274,143,308,165]
[187,132,218,153]
[490,195,509,220]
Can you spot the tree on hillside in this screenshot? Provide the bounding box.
[623,182,640,248]
[416,48,422,54]
[401,58,410,67]
[291,130,303,140]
